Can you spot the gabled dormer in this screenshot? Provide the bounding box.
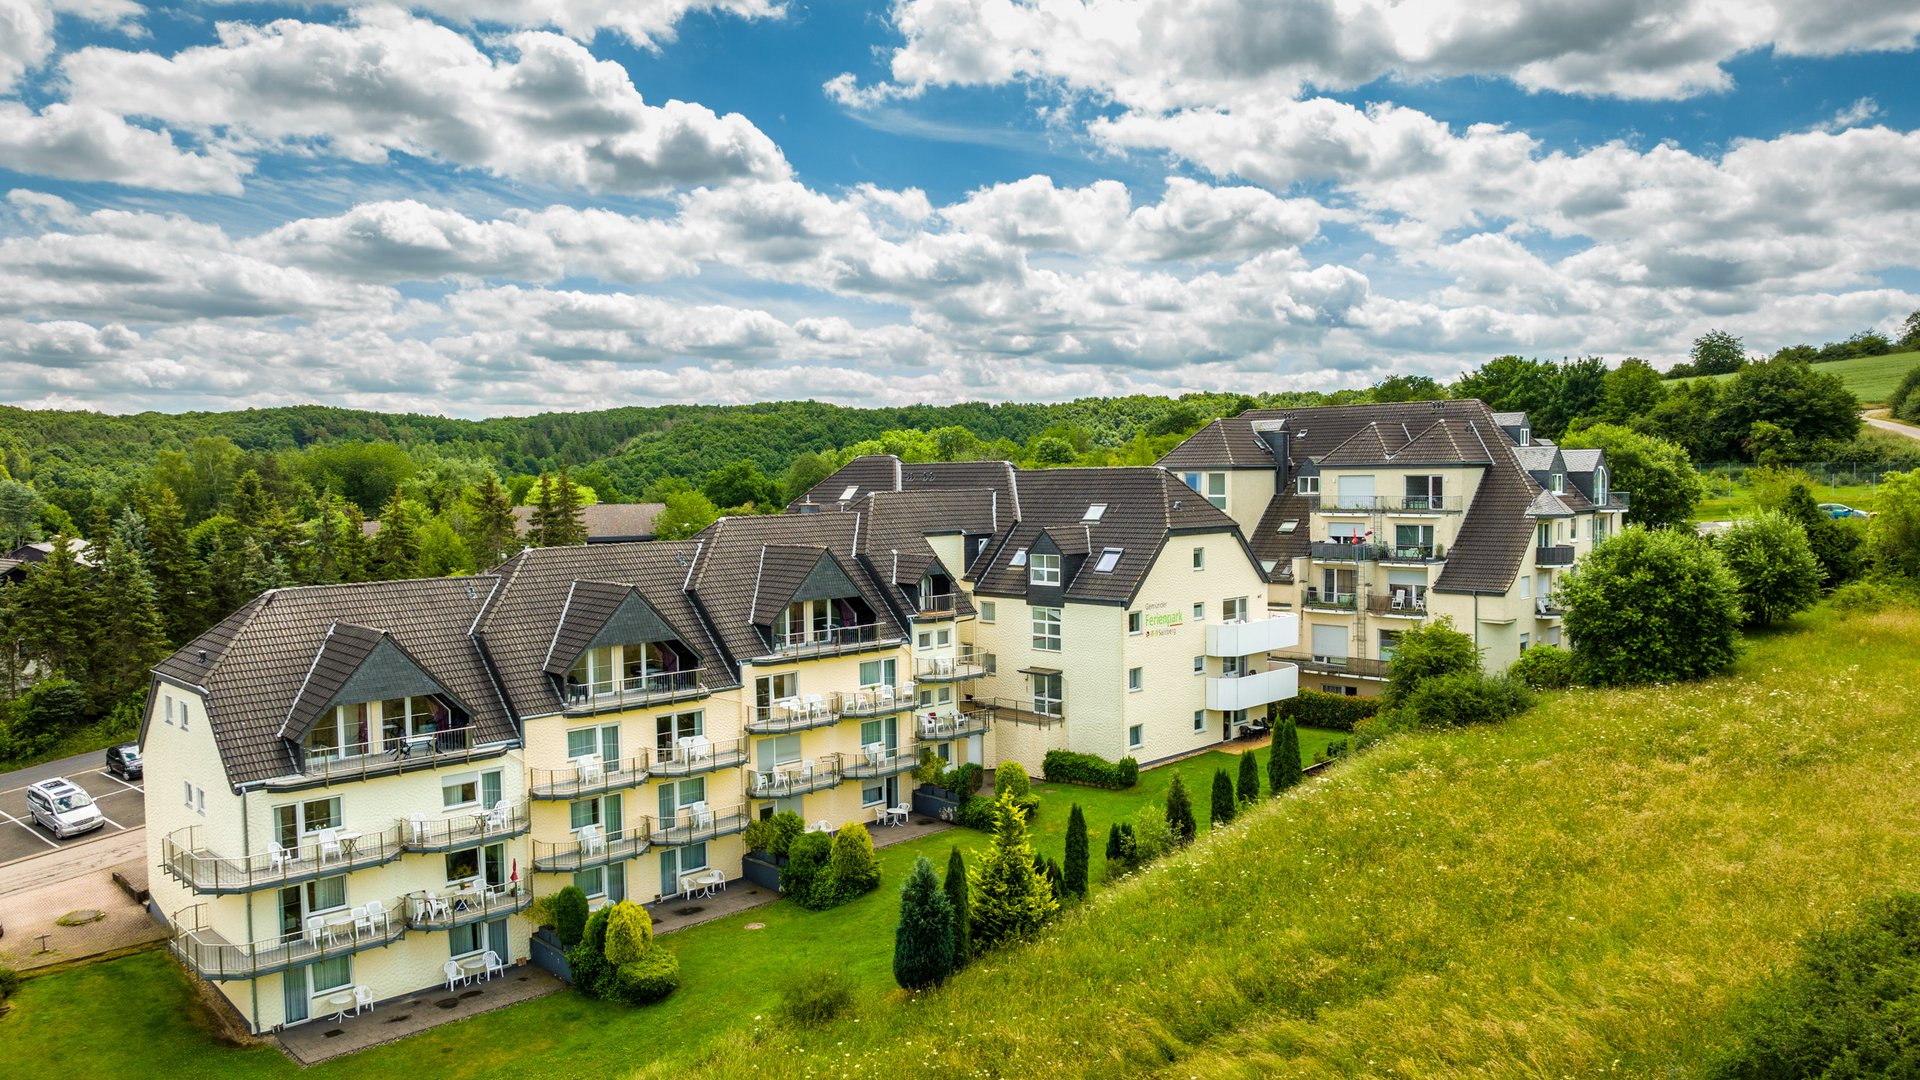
[752,545,883,657]
[545,580,706,713]
[281,622,476,770]
[1025,530,1087,607]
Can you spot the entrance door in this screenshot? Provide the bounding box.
[283,969,309,1026]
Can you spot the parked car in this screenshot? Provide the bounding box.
[25,777,105,839]
[1819,503,1873,519]
[105,742,142,779]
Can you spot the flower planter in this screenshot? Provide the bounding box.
[912,785,962,821]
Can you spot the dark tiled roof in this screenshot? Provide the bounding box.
[794,456,1021,525]
[1154,418,1275,470]
[688,513,908,662]
[1251,490,1314,571]
[282,623,386,740]
[152,578,515,789]
[509,503,665,541]
[793,456,902,509]
[474,543,737,719]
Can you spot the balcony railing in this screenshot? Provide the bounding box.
[1536,545,1576,567]
[529,753,651,801]
[404,885,534,932]
[560,669,707,715]
[275,729,512,790]
[651,736,749,778]
[760,623,896,661]
[161,825,405,895]
[1381,544,1446,563]
[749,756,844,798]
[842,745,920,779]
[1367,593,1430,617]
[834,686,915,718]
[1274,653,1393,681]
[1314,495,1464,513]
[913,709,992,742]
[914,650,987,682]
[168,900,410,981]
[532,827,651,873]
[1599,490,1632,512]
[402,802,530,853]
[1302,589,1358,611]
[748,697,843,735]
[913,593,959,620]
[1309,542,1385,562]
[1534,597,1565,618]
[650,804,749,846]
[970,696,1065,726]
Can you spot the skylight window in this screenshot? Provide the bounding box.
[1278,519,1299,535]
[1010,547,1028,567]
[1082,503,1107,523]
[1093,548,1123,573]
[838,485,859,501]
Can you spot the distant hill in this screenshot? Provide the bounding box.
[1665,349,1920,405]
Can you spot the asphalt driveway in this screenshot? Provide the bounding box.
[0,747,146,871]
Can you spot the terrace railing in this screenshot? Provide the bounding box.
[760,623,897,662]
[914,649,988,682]
[560,669,708,715]
[834,686,915,718]
[161,824,406,895]
[651,736,749,778]
[529,753,652,800]
[401,802,530,853]
[748,757,844,798]
[531,826,651,874]
[650,804,750,847]
[169,899,410,981]
[273,728,513,791]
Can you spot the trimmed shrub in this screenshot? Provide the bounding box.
[566,907,612,997]
[1042,749,1140,789]
[608,946,679,1006]
[781,830,832,902]
[994,761,1030,799]
[945,846,971,965]
[1394,671,1535,729]
[742,810,805,858]
[955,795,998,830]
[1560,524,1744,685]
[1165,772,1196,845]
[1129,805,1173,864]
[1236,750,1260,804]
[1718,510,1823,625]
[946,762,985,796]
[1269,717,1303,794]
[603,900,652,968]
[1273,690,1379,732]
[1209,768,1236,827]
[893,856,956,991]
[1509,644,1577,690]
[781,970,855,1027]
[1062,804,1089,899]
[551,885,589,948]
[816,822,881,907]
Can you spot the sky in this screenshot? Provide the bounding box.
[0,0,1917,418]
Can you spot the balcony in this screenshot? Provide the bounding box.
[1367,593,1430,618]
[1599,490,1632,513]
[1315,495,1464,514]
[650,804,749,846]
[1302,589,1358,612]
[1381,544,1446,564]
[759,623,898,662]
[402,802,530,853]
[160,825,405,896]
[404,885,534,932]
[915,650,988,682]
[651,736,748,778]
[835,686,915,718]
[912,593,959,621]
[913,708,992,742]
[1536,545,1576,567]
[748,757,844,798]
[529,753,652,801]
[274,729,513,791]
[1309,542,1385,563]
[168,900,409,981]
[1205,666,1298,712]
[1205,614,1300,657]
[559,669,708,716]
[970,696,1065,726]
[532,827,651,874]
[842,745,920,779]
[1534,596,1565,619]
[1274,653,1393,681]
[747,698,843,735]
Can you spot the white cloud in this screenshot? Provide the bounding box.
[380,0,781,48]
[0,103,249,194]
[0,0,140,90]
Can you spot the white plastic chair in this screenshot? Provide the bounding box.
[304,914,328,945]
[687,735,712,763]
[921,716,940,739]
[798,760,817,785]
[364,899,389,934]
[268,844,292,873]
[864,742,885,766]
[802,693,827,720]
[352,984,373,1015]
[483,801,510,832]
[892,802,912,826]
[444,959,468,992]
[482,949,504,980]
[809,819,831,833]
[577,824,606,858]
[317,828,344,863]
[573,753,603,784]
[351,905,373,937]
[409,814,430,845]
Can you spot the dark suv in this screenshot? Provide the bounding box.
[105,742,142,780]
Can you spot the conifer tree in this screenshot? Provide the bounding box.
[1105,822,1124,863]
[1269,715,1304,795]
[94,534,170,699]
[1238,749,1261,804]
[228,469,271,527]
[369,487,422,580]
[1165,772,1196,845]
[10,533,95,681]
[143,487,201,642]
[1063,803,1089,899]
[893,856,956,991]
[1210,768,1237,828]
[337,500,372,582]
[529,472,557,547]
[968,793,1058,951]
[551,464,587,545]
[944,846,971,966]
[467,472,519,566]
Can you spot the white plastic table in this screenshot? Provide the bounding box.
[326,991,356,1022]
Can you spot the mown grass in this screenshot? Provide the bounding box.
[1694,477,1884,520]
[1665,348,1920,404]
[0,734,1339,1077]
[642,604,1920,1078]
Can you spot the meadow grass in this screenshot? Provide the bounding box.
[644,604,1920,1078]
[1666,348,1920,404]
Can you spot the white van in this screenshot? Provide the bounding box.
[25,777,105,839]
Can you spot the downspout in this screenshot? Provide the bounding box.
[242,790,260,1033]
[1473,593,1480,653]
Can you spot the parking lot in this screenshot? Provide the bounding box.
[0,750,146,870]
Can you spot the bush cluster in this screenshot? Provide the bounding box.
[1831,579,1914,616]
[781,970,856,1027]
[914,750,985,797]
[991,761,1041,820]
[955,795,998,830]
[780,822,881,910]
[1041,749,1139,788]
[564,901,679,1006]
[741,810,806,858]
[1273,689,1379,731]
[1508,644,1577,690]
[0,965,19,1002]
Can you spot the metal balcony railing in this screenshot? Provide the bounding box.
[1367,592,1430,617]
[759,623,896,661]
[559,669,707,715]
[650,805,749,846]
[529,753,651,800]
[1309,542,1386,562]
[842,746,920,779]
[970,696,1065,726]
[275,729,512,790]
[651,736,748,778]
[401,802,530,853]
[1536,545,1576,567]
[161,825,406,895]
[168,899,410,981]
[1313,495,1465,513]
[834,686,915,718]
[748,757,844,798]
[532,827,651,873]
[404,885,534,932]
[747,698,843,735]
[1381,544,1446,563]
[914,649,987,682]
[1274,653,1393,680]
[913,593,959,619]
[912,709,992,742]
[1302,589,1358,611]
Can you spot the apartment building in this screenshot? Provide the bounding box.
[1158,400,1629,694]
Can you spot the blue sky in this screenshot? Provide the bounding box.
[0,0,1916,416]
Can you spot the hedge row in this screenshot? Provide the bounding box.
[1273,689,1379,732]
[1041,749,1140,789]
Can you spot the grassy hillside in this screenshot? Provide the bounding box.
[661,604,1920,1078]
[1667,349,1920,404]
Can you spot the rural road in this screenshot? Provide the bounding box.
[1863,410,1920,442]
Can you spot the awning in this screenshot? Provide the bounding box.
[1016,665,1062,676]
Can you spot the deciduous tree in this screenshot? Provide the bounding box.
[1559,525,1744,684]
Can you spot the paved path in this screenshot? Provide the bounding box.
[1863,410,1920,442]
[0,858,167,971]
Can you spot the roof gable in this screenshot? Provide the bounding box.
[543,580,686,676]
[281,622,467,741]
[752,545,863,625]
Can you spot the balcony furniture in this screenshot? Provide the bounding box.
[802,693,829,720]
[862,742,885,766]
[577,824,606,859]
[408,815,430,845]
[327,990,357,1023]
[920,715,941,739]
[700,870,727,894]
[573,754,604,784]
[351,905,374,937]
[689,801,716,830]
[316,828,344,863]
[481,950,504,981]
[678,735,712,764]
[352,984,373,1016]
[885,804,911,827]
[443,960,469,992]
[808,820,831,833]
[798,760,817,786]
[456,955,488,982]
[680,873,710,900]
[363,899,390,934]
[325,916,355,945]
[480,801,510,833]
[268,844,292,873]
[304,914,327,945]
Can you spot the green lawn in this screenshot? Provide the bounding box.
[1666,348,1920,404]
[0,733,1341,1078]
[1694,476,1885,520]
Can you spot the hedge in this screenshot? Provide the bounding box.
[1273,689,1379,732]
[1042,749,1139,789]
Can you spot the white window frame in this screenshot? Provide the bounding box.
[1127,724,1144,750]
[1192,601,1205,621]
[979,601,995,624]
[1296,475,1319,495]
[1193,709,1206,732]
[1193,655,1205,675]
[1127,667,1143,693]
[1029,552,1061,585]
[1031,607,1062,652]
[1127,611,1142,635]
[1192,546,1206,570]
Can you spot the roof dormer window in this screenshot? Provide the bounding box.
[1519,428,1531,446]
[1093,547,1122,573]
[1082,503,1107,523]
[1552,473,1565,494]
[1030,553,1061,585]
[1010,547,1028,567]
